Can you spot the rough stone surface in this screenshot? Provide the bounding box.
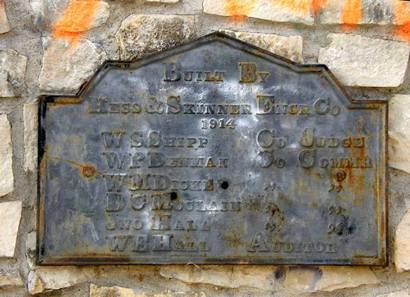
[389,94,410,173]
[28,267,94,295]
[116,14,195,61]
[314,267,379,291]
[0,0,9,34]
[38,39,107,94]
[221,30,303,63]
[160,265,378,293]
[0,114,13,197]
[23,102,38,172]
[30,0,109,32]
[0,50,28,97]
[203,0,314,25]
[0,201,22,258]
[320,0,395,25]
[318,34,410,87]
[0,273,23,288]
[379,291,410,297]
[395,210,410,272]
[160,266,276,291]
[90,284,206,297]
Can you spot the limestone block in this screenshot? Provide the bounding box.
[30,0,109,32]
[39,38,106,94]
[389,95,410,173]
[160,265,276,291]
[161,265,378,293]
[0,0,9,34]
[378,291,410,297]
[116,14,195,61]
[0,50,28,97]
[23,102,38,172]
[318,34,410,87]
[314,267,379,291]
[0,201,22,258]
[395,210,410,272]
[28,267,94,295]
[0,273,23,288]
[222,30,303,63]
[203,0,314,25]
[90,284,206,297]
[0,114,13,197]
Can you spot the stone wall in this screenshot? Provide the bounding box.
[1,0,410,296]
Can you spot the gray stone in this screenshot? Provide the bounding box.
[0,71,14,97]
[221,30,303,63]
[116,14,195,60]
[0,201,22,258]
[23,101,38,172]
[320,0,395,25]
[0,114,13,197]
[203,0,314,25]
[0,50,27,97]
[318,34,410,87]
[389,94,410,173]
[395,210,410,272]
[0,0,9,34]
[39,39,106,94]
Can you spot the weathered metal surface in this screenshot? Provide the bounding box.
[38,33,387,265]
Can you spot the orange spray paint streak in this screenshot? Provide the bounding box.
[341,0,362,31]
[310,0,328,13]
[394,1,410,42]
[224,0,258,22]
[52,0,100,47]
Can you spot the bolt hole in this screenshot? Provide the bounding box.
[170,192,178,200]
[220,181,229,190]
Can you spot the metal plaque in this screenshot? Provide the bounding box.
[38,33,387,265]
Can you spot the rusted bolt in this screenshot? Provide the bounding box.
[335,170,347,182]
[80,165,97,178]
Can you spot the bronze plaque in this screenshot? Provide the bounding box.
[38,33,387,265]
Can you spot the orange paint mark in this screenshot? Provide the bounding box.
[394,1,410,42]
[341,0,362,30]
[275,0,311,15]
[52,0,100,46]
[311,0,328,13]
[224,0,258,22]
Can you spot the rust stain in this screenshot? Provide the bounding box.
[80,164,97,178]
[348,145,367,206]
[224,0,258,22]
[52,0,100,46]
[341,0,362,30]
